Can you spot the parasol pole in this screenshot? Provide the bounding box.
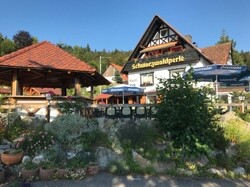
[122,90,125,104]
[216,74,218,99]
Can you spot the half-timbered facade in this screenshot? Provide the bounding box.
[122,15,233,103]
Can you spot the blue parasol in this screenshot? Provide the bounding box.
[239,75,250,91]
[102,84,144,104]
[183,65,250,98]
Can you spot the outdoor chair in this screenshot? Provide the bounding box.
[148,106,157,119]
[134,106,147,119]
[93,108,103,118]
[105,107,117,119]
[120,107,133,119]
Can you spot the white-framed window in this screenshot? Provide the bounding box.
[169,68,185,79]
[140,72,154,86]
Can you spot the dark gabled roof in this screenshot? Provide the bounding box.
[127,15,213,64]
[201,43,232,65]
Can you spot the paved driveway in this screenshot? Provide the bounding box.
[1,172,249,187]
[27,172,250,187]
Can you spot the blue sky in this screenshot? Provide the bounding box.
[0,0,249,52]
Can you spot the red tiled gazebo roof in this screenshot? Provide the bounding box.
[0,41,110,88]
[0,41,95,72]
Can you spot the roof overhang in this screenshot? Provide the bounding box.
[140,42,177,53]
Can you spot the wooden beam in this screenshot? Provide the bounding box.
[90,85,94,100]
[11,69,19,95]
[75,77,81,96]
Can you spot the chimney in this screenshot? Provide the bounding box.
[185,35,192,43]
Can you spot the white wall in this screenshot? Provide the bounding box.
[127,58,211,103]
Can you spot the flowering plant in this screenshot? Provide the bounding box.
[66,168,86,180]
[56,97,87,114]
[20,129,55,156]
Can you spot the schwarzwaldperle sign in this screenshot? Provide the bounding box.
[123,48,199,72]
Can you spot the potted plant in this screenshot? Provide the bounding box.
[65,157,87,180]
[0,148,24,166]
[21,161,39,180]
[39,161,56,180]
[55,161,69,179]
[87,162,99,176]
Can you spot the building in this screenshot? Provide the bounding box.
[102,63,128,84]
[0,41,110,120]
[121,15,233,103]
[0,41,110,98]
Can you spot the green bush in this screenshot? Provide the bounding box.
[236,109,250,122]
[108,160,130,175]
[45,114,88,150]
[155,73,225,157]
[117,120,159,160]
[80,129,111,151]
[19,128,55,156]
[56,98,87,114]
[108,158,155,175]
[3,112,28,141]
[220,118,250,162]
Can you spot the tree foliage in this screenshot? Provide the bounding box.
[0,34,16,56]
[57,43,131,73]
[13,30,34,49]
[216,30,246,65]
[240,51,250,66]
[216,29,236,47]
[155,73,225,156]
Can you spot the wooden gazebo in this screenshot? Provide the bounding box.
[0,41,110,113]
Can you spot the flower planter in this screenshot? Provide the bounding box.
[0,150,24,166]
[39,168,56,180]
[56,168,69,179]
[87,165,99,176]
[0,169,5,183]
[21,168,39,180]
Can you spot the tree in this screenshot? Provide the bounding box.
[13,30,34,49]
[216,29,236,47]
[240,51,250,66]
[113,71,123,83]
[155,73,226,157]
[0,34,16,56]
[216,30,244,65]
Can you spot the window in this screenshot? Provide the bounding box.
[140,72,154,86]
[160,29,168,38]
[169,69,185,79]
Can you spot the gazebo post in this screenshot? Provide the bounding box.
[74,77,81,96]
[62,87,67,96]
[90,85,94,100]
[11,69,19,96]
[19,83,23,95]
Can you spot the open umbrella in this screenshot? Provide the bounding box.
[183,65,250,98]
[102,84,144,104]
[239,75,250,91]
